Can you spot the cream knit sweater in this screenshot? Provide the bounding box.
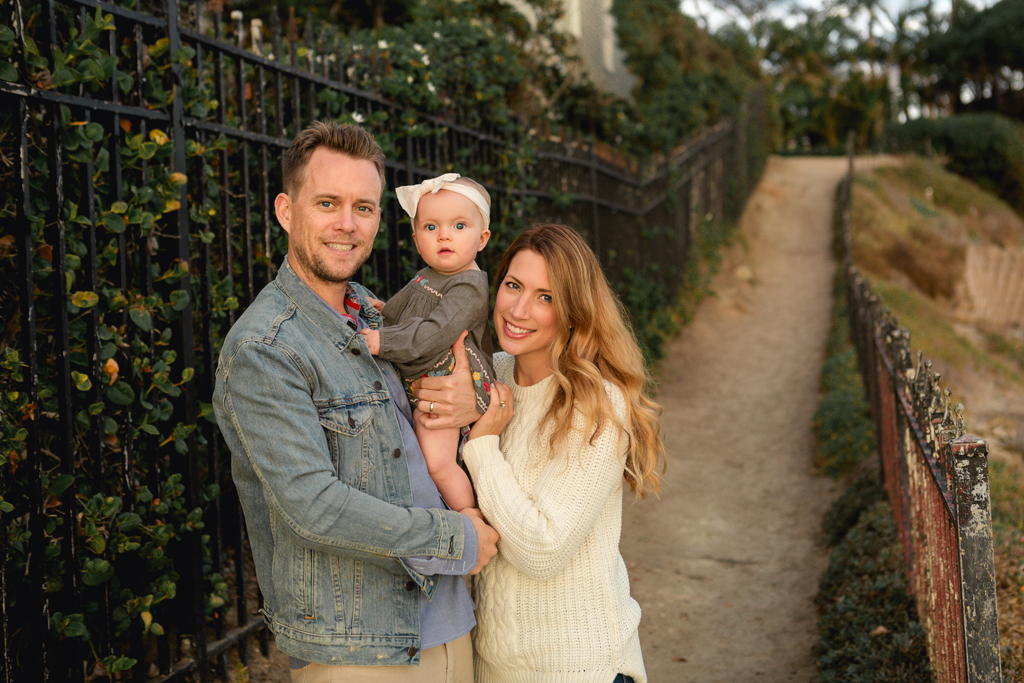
[462,353,646,683]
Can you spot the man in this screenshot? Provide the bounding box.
[213,121,498,682]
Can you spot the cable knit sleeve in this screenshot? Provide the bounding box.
[462,384,628,582]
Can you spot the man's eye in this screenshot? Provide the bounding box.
[455,222,466,230]
[320,201,332,208]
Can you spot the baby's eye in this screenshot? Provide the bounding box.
[455,222,466,230]
[423,223,437,231]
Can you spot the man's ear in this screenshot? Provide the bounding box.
[274,193,292,233]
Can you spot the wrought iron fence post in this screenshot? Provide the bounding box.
[951,435,1002,682]
[167,0,208,678]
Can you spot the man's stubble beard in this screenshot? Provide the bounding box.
[292,240,370,290]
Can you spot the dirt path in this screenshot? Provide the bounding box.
[620,156,891,682]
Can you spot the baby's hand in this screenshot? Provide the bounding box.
[358,329,380,355]
[367,297,385,312]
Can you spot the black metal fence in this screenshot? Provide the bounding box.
[838,142,1002,681]
[0,0,767,680]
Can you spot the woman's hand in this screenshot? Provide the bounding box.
[411,331,480,429]
[468,382,512,440]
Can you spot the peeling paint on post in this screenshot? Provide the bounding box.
[951,434,1002,682]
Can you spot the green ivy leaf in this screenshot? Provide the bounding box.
[106,381,135,406]
[129,307,152,332]
[117,512,141,532]
[110,201,128,214]
[82,558,115,586]
[84,122,104,141]
[0,61,18,82]
[103,212,126,234]
[169,289,190,311]
[0,26,15,43]
[48,473,75,496]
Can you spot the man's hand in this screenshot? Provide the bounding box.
[358,329,380,355]
[461,508,498,575]
[411,331,480,429]
[367,297,386,312]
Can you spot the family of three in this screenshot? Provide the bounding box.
[213,121,666,683]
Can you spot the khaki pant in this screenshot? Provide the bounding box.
[289,633,473,683]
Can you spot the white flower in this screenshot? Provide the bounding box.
[407,76,413,84]
[352,112,365,123]
[378,40,389,49]
[413,43,423,52]
[433,32,441,39]
[427,83,436,94]
[422,55,430,66]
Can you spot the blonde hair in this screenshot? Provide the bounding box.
[493,223,666,498]
[452,177,491,208]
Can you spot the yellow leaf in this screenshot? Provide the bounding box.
[141,611,152,629]
[169,172,187,186]
[164,200,181,212]
[149,129,168,145]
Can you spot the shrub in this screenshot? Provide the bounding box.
[888,114,1024,216]
[816,499,931,682]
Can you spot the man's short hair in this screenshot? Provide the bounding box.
[281,121,386,196]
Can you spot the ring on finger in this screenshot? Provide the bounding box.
[429,401,435,414]
[499,401,507,408]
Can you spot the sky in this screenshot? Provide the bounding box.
[679,0,997,33]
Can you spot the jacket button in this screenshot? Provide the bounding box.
[407,647,418,658]
[405,580,416,591]
[392,448,401,459]
[374,381,382,390]
[351,348,361,356]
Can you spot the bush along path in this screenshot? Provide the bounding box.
[620,156,897,682]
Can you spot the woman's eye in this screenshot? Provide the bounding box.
[455,222,466,230]
[505,281,520,291]
[540,294,553,303]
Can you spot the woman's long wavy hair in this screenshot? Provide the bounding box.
[493,223,666,499]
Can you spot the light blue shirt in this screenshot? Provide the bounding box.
[289,285,477,669]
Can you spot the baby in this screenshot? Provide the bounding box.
[359,173,494,512]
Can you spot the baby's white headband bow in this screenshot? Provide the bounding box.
[395,173,490,230]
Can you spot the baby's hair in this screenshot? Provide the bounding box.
[453,177,491,208]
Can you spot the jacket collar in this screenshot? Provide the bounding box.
[275,256,383,344]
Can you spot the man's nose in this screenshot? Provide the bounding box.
[333,210,356,232]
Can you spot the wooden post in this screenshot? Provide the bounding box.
[951,434,1002,682]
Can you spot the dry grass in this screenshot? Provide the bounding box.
[849,154,1024,677]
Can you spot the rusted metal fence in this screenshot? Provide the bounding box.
[838,144,1002,681]
[0,0,766,680]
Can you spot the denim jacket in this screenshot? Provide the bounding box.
[213,258,469,666]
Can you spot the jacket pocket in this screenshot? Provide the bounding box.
[316,401,374,491]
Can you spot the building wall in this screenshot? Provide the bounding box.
[502,0,637,101]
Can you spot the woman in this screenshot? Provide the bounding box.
[462,223,666,683]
